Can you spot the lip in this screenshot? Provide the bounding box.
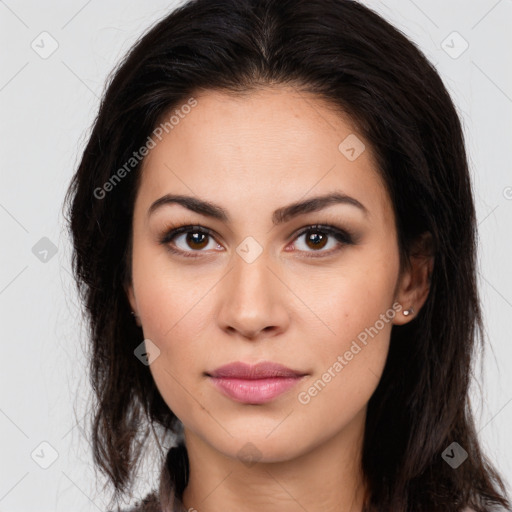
[207,361,308,404]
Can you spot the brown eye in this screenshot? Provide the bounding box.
[159,225,221,258]
[183,231,210,250]
[291,224,355,258]
[159,223,355,259]
[303,229,329,250]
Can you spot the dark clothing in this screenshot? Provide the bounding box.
[121,441,503,512]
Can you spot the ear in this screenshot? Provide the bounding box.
[393,231,435,325]
[125,281,136,311]
[124,280,142,327]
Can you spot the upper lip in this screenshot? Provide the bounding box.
[207,361,307,379]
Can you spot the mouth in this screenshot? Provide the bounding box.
[206,361,308,404]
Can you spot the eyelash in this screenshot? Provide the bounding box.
[158,223,356,259]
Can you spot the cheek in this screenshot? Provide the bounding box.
[294,250,398,404]
[295,247,398,342]
[137,278,214,371]
[132,241,216,341]
[130,246,217,409]
[133,263,214,422]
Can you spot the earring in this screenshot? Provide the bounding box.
[403,307,415,316]
[131,310,141,326]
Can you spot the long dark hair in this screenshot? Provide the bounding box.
[63,0,511,510]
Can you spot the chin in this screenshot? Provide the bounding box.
[202,428,314,465]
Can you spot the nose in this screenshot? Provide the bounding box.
[215,250,290,341]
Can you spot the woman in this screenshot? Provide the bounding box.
[63,0,511,511]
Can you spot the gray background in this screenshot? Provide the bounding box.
[0,0,511,510]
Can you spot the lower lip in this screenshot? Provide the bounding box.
[208,376,304,404]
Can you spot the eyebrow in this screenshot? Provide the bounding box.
[147,191,368,225]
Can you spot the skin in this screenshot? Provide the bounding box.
[126,86,433,512]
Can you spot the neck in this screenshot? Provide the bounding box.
[180,407,368,512]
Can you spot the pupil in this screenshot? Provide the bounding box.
[308,230,327,249]
[187,232,208,249]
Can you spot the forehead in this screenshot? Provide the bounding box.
[137,86,392,224]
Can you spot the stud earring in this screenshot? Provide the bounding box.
[403,307,415,316]
[131,310,141,326]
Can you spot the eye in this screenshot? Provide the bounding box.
[159,223,355,259]
[159,225,221,258]
[287,224,355,258]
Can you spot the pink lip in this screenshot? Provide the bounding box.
[207,361,307,404]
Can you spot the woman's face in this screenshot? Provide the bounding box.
[126,86,413,463]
